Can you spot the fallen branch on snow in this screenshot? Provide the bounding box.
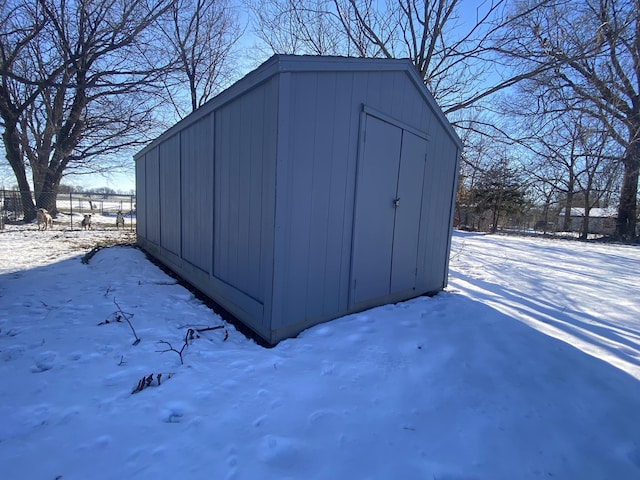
[156,329,195,365]
[131,372,173,394]
[81,245,104,264]
[156,324,229,365]
[196,325,229,341]
[97,298,140,346]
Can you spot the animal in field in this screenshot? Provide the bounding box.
[116,211,125,229]
[81,214,92,230]
[36,208,53,230]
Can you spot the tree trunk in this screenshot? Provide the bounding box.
[562,170,575,232]
[35,172,62,216]
[2,121,36,222]
[490,204,500,234]
[580,208,590,240]
[616,143,639,240]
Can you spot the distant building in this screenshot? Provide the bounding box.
[558,207,617,235]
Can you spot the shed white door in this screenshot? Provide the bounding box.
[350,114,427,308]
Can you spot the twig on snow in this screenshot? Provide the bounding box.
[156,328,195,365]
[81,245,104,264]
[113,298,140,345]
[97,298,140,346]
[131,373,170,394]
[155,324,229,365]
[178,324,229,341]
[449,240,466,262]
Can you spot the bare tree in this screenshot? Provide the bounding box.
[539,119,621,237]
[572,122,622,239]
[332,0,507,110]
[0,0,175,219]
[248,0,556,115]
[505,87,623,236]
[1,0,51,220]
[454,115,501,228]
[159,0,242,117]
[497,0,640,239]
[247,0,346,57]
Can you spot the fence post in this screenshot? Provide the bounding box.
[0,189,4,230]
[69,192,73,230]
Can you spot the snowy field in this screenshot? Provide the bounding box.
[0,225,639,479]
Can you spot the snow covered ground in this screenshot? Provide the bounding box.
[0,224,639,479]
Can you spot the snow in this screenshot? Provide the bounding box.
[1,224,639,479]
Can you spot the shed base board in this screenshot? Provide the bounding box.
[137,238,443,346]
[137,238,272,344]
[271,288,442,344]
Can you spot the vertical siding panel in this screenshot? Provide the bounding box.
[357,71,433,135]
[419,132,437,290]
[281,73,317,324]
[228,101,241,282]
[181,127,193,264]
[339,72,361,310]
[365,71,383,109]
[181,114,213,273]
[271,73,292,330]
[146,147,160,244]
[215,106,230,281]
[426,130,448,287]
[420,98,433,134]
[410,80,429,132]
[418,125,458,291]
[411,77,430,132]
[390,72,406,120]
[215,107,226,279]
[215,104,229,283]
[276,71,369,326]
[237,93,252,292]
[159,135,181,256]
[304,72,335,319]
[261,78,278,330]
[247,89,264,296]
[306,72,358,318]
[274,71,362,328]
[214,79,277,304]
[415,140,431,291]
[435,134,459,285]
[325,73,355,315]
[215,104,234,285]
[136,156,147,238]
[443,143,461,288]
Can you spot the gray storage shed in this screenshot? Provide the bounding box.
[135,54,462,345]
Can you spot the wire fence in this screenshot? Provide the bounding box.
[454,206,640,239]
[0,189,136,231]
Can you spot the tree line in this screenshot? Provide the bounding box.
[1,0,638,240]
[0,0,239,220]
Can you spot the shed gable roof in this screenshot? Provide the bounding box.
[135,54,462,159]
